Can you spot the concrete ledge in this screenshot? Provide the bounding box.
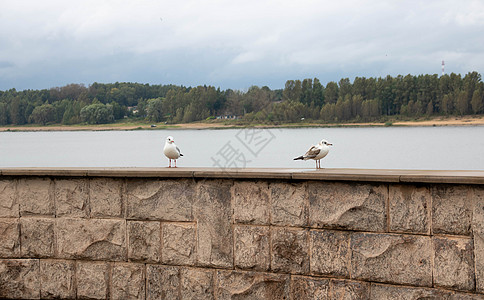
[1,167,484,184]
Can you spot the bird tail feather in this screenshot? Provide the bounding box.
[180,153,184,156]
[293,156,304,160]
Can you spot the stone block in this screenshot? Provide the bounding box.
[128,220,160,262]
[0,218,20,257]
[432,185,473,235]
[233,181,270,225]
[112,263,145,300]
[54,178,89,218]
[472,186,484,293]
[234,225,270,271]
[57,218,126,261]
[271,227,309,274]
[0,179,18,218]
[216,270,290,299]
[310,229,350,278]
[331,279,370,300]
[76,261,109,300]
[40,259,75,299]
[389,184,430,234]
[126,179,194,221]
[90,177,124,218]
[351,233,432,287]
[18,177,54,216]
[308,182,387,232]
[162,222,196,265]
[290,276,329,300]
[0,259,40,299]
[20,217,55,258]
[194,180,233,268]
[146,264,179,300]
[181,267,214,300]
[270,182,308,227]
[370,283,453,299]
[433,236,475,291]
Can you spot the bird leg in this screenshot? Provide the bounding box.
[174,160,177,168]
[168,159,172,168]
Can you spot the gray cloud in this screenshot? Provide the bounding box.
[1,0,483,91]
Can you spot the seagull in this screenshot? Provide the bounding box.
[163,136,183,167]
[294,139,333,169]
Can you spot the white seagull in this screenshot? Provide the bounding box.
[294,139,333,169]
[163,136,183,167]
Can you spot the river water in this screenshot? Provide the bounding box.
[1,126,483,170]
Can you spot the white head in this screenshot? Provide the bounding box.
[320,139,333,146]
[166,136,174,144]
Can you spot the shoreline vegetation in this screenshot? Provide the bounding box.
[2,73,484,130]
[2,115,484,132]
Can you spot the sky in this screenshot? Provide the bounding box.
[1,0,484,91]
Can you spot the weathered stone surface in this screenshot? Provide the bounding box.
[20,217,55,257]
[146,265,179,300]
[271,227,309,274]
[433,236,475,291]
[181,267,214,300]
[127,179,194,221]
[271,182,308,227]
[195,180,233,268]
[90,178,124,218]
[310,229,350,278]
[216,270,290,300]
[54,178,89,218]
[76,261,109,300]
[389,184,430,234]
[0,218,20,257]
[308,182,387,232]
[432,184,473,235]
[331,279,370,300]
[291,276,329,300]
[57,218,126,260]
[0,259,40,299]
[450,293,484,300]
[233,181,270,225]
[162,222,196,265]
[370,283,453,299]
[40,260,75,299]
[128,220,160,262]
[472,186,484,293]
[18,177,54,216]
[351,233,432,287]
[112,263,145,300]
[0,179,18,218]
[234,225,270,271]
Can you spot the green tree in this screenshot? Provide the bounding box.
[80,103,114,124]
[471,88,484,114]
[0,102,8,125]
[324,82,339,104]
[146,98,164,122]
[456,91,469,115]
[29,104,56,125]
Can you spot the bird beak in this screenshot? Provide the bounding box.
[328,143,333,146]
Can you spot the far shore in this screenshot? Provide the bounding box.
[1,115,484,132]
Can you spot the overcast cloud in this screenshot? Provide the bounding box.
[1,0,484,91]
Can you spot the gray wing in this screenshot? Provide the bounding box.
[304,145,320,158]
[176,146,183,156]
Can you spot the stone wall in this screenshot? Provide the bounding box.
[1,168,484,299]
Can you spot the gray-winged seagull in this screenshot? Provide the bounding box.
[294,139,333,169]
[164,136,183,167]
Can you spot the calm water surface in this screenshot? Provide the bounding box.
[1,127,483,170]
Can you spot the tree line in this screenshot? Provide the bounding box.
[0,72,483,126]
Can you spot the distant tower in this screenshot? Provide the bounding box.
[442,60,445,76]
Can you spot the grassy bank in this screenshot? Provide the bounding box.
[1,115,484,132]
